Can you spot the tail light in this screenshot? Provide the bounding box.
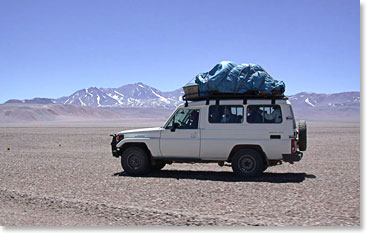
[291,139,296,154]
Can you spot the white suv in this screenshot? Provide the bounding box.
[110,95,307,177]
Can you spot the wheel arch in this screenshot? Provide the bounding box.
[120,142,152,157]
[227,144,268,166]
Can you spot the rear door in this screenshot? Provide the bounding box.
[246,105,289,159]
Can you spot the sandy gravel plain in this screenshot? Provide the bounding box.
[0,122,360,226]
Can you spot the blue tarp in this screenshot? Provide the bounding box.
[194,61,285,96]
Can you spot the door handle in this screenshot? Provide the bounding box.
[191,132,197,138]
[270,135,281,139]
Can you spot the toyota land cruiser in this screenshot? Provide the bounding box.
[110,95,307,177]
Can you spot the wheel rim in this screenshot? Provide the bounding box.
[239,155,256,174]
[127,154,143,170]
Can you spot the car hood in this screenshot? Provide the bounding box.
[118,127,163,138]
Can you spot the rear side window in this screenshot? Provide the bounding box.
[209,105,244,123]
[247,105,282,124]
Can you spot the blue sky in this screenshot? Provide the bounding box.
[0,0,360,103]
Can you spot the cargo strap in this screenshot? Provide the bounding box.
[235,65,253,94]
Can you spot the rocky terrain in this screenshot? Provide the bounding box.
[0,123,360,226]
[0,104,173,124]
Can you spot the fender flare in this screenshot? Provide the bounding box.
[117,138,157,158]
[228,144,269,166]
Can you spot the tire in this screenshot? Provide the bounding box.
[231,149,264,177]
[298,120,307,151]
[151,160,166,171]
[121,146,151,175]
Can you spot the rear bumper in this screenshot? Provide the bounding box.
[282,151,303,163]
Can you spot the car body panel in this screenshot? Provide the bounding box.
[114,98,300,162]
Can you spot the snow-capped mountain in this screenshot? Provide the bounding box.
[288,91,360,121]
[5,98,55,105]
[2,84,360,122]
[3,83,360,119]
[53,82,184,109]
[288,92,360,109]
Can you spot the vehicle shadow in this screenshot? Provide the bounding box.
[113,170,316,183]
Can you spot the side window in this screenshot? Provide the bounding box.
[166,109,200,129]
[209,105,244,123]
[247,105,282,124]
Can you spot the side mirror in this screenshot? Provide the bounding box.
[171,122,180,132]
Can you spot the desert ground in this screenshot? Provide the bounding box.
[0,121,360,226]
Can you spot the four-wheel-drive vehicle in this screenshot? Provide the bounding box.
[110,95,307,177]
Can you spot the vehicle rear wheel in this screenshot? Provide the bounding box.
[121,146,151,175]
[231,149,263,177]
[298,120,307,151]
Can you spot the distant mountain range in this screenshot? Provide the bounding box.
[5,82,184,109]
[288,91,360,121]
[1,82,360,123]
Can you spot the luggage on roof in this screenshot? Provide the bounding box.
[183,61,285,99]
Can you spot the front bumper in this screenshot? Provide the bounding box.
[110,134,120,158]
[282,151,303,163]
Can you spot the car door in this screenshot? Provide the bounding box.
[159,108,201,158]
[246,105,289,159]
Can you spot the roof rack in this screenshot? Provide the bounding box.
[182,93,288,107]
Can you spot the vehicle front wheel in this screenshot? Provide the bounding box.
[121,146,151,175]
[231,149,264,177]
